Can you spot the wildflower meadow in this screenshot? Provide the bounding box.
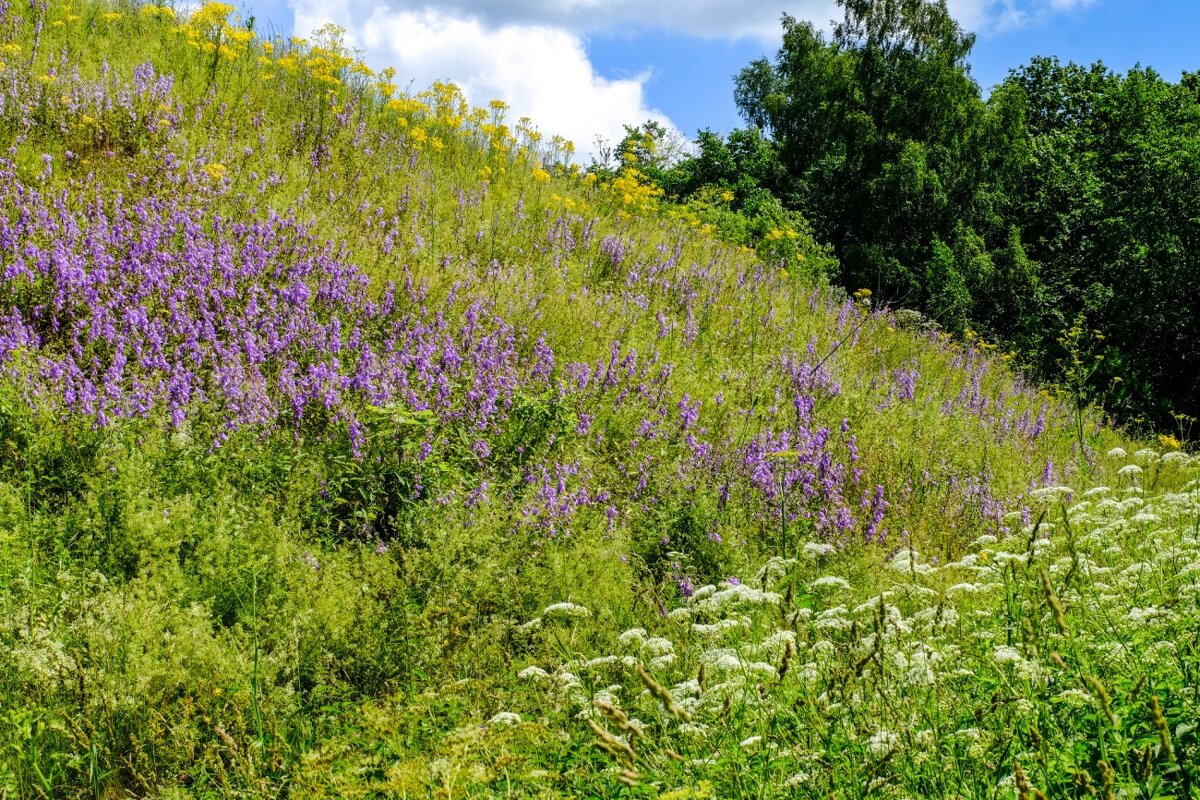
[0,1,1195,798]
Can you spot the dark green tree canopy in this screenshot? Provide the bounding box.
[642,0,1198,431]
[733,0,1029,332]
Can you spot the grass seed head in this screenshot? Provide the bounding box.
[637,664,691,722]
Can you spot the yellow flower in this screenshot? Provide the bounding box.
[224,26,255,46]
[1158,433,1181,451]
[202,162,227,180]
[190,2,234,30]
[531,167,551,183]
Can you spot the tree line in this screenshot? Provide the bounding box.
[599,0,1200,435]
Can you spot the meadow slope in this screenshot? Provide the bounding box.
[0,2,1197,798]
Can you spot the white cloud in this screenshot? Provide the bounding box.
[293,0,1097,42]
[291,0,678,158]
[347,1,838,42]
[946,0,1100,33]
[284,0,1100,158]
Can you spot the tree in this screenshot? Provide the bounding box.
[1004,58,1200,426]
[733,0,1027,316]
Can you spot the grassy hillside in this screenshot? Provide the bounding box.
[0,2,1196,798]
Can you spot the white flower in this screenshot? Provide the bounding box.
[618,628,648,646]
[699,583,782,608]
[641,637,674,656]
[1107,447,1127,460]
[905,650,939,686]
[649,654,677,671]
[815,606,852,631]
[866,730,898,756]
[1117,464,1142,477]
[1030,485,1073,501]
[811,640,836,660]
[702,649,744,671]
[993,645,1024,664]
[667,607,692,622]
[518,617,543,631]
[1055,688,1094,708]
[488,712,522,727]
[784,771,812,788]
[543,602,591,619]
[740,735,763,748]
[585,655,619,669]
[518,666,549,680]
[802,542,836,558]
[755,629,797,657]
[1133,448,1160,463]
[556,672,583,691]
[812,575,851,591]
[1127,606,1166,624]
[754,556,797,587]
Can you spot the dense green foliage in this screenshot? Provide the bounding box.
[0,0,1196,798]
[1004,57,1200,427]
[653,0,1199,432]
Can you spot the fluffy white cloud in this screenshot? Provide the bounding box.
[291,1,677,158]
[294,0,1096,43]
[338,1,837,42]
[285,0,1100,158]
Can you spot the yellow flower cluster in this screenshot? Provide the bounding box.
[139,4,175,19]
[605,168,663,213]
[1158,433,1182,451]
[188,2,234,31]
[548,193,583,212]
[174,3,256,62]
[764,228,799,241]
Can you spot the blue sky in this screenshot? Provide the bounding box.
[240,0,1200,157]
